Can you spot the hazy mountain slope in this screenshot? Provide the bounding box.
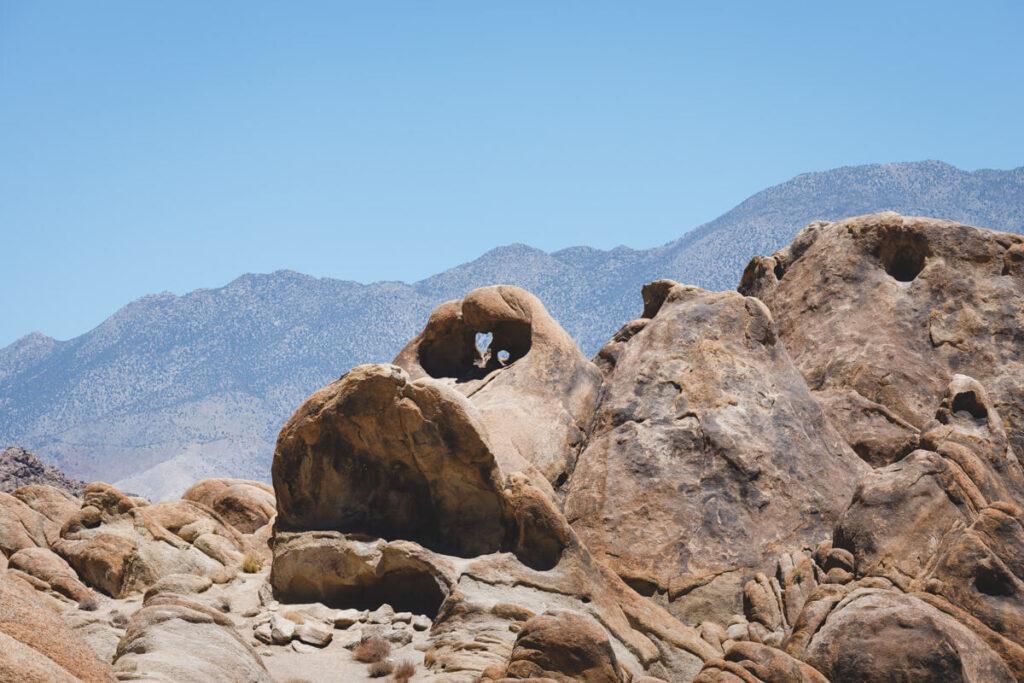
[2,160,1021,499]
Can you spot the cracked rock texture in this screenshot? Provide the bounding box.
[740,212,1024,466]
[565,282,867,624]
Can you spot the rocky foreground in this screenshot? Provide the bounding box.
[1,211,1023,682]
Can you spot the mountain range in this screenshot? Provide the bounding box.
[2,160,1022,500]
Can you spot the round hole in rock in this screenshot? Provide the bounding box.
[952,391,988,422]
[879,234,929,282]
[975,564,1014,597]
[497,349,510,362]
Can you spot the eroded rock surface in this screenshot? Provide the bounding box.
[54,482,250,597]
[393,285,602,486]
[182,478,275,535]
[565,282,867,623]
[0,446,86,495]
[0,571,115,682]
[112,579,272,682]
[271,333,716,679]
[740,212,1024,465]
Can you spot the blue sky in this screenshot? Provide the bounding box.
[1,1,1022,347]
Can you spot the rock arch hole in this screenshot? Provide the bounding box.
[419,321,532,382]
[879,233,929,282]
[952,391,988,422]
[476,332,493,354]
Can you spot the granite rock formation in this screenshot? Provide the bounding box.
[1,212,1023,682]
[0,446,86,495]
[740,212,1024,465]
[565,282,867,623]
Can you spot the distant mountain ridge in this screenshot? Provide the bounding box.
[2,160,1022,500]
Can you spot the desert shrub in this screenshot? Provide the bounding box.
[241,551,263,573]
[354,635,391,663]
[368,660,393,678]
[110,610,128,628]
[392,659,416,682]
[77,595,99,611]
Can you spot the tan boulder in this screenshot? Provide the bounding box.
[7,546,91,601]
[565,282,866,623]
[53,482,250,597]
[11,484,82,527]
[792,588,1014,683]
[393,284,602,485]
[181,478,275,534]
[739,212,1024,464]
[0,490,58,557]
[272,364,561,565]
[502,610,630,682]
[112,589,272,682]
[0,571,115,682]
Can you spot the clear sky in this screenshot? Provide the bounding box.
[2,1,1022,347]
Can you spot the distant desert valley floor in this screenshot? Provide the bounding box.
[2,209,1024,681]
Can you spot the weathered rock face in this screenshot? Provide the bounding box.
[272,363,566,567]
[693,641,828,683]
[498,610,630,682]
[0,446,86,495]
[53,482,250,597]
[0,489,59,557]
[270,308,718,680]
[0,571,115,682]
[796,588,1015,683]
[822,376,1024,678]
[686,373,1024,682]
[739,212,1024,466]
[112,578,272,682]
[392,285,602,485]
[182,478,276,535]
[564,282,867,623]
[11,484,82,528]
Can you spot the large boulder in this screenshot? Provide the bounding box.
[272,363,564,566]
[7,546,92,601]
[112,586,272,682]
[11,484,82,528]
[271,337,716,679]
[392,284,602,485]
[739,212,1024,465]
[564,282,867,623]
[0,571,115,682]
[181,478,275,535]
[53,482,251,597]
[500,610,630,682]
[0,490,58,557]
[792,588,1015,683]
